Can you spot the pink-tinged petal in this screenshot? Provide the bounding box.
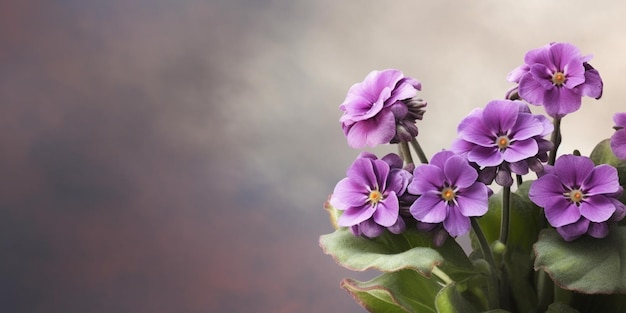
[410,192,448,223]
[511,114,545,141]
[408,165,445,195]
[482,100,519,133]
[579,195,615,223]
[581,66,603,99]
[587,222,609,239]
[529,174,566,206]
[450,139,475,155]
[582,165,620,195]
[331,178,367,209]
[549,43,582,71]
[614,112,626,128]
[529,64,555,89]
[545,201,581,227]
[387,168,412,195]
[373,193,399,227]
[542,88,582,118]
[524,44,551,67]
[386,80,419,105]
[518,74,551,106]
[443,156,478,189]
[507,65,530,83]
[387,216,406,234]
[562,59,585,88]
[455,183,489,217]
[556,218,589,241]
[371,159,391,191]
[553,155,594,188]
[346,158,377,189]
[429,150,455,169]
[338,204,376,226]
[358,70,402,101]
[381,153,403,169]
[468,146,503,167]
[611,130,626,160]
[359,219,384,238]
[443,207,471,237]
[345,109,396,148]
[458,117,495,147]
[502,138,538,163]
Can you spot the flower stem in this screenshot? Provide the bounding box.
[548,117,562,166]
[499,186,511,246]
[410,138,429,164]
[471,217,500,309]
[399,141,414,165]
[432,266,452,285]
[516,174,523,188]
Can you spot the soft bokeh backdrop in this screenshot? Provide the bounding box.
[1,1,625,312]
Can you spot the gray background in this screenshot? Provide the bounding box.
[1,1,625,312]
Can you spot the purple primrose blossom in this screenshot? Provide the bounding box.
[529,155,626,241]
[451,100,553,186]
[611,112,626,160]
[330,152,412,238]
[507,42,603,118]
[339,69,424,148]
[408,150,489,237]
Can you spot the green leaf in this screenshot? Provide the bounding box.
[434,283,480,313]
[546,302,579,313]
[342,269,440,313]
[534,227,626,294]
[320,227,476,280]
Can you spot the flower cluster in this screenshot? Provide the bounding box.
[322,42,626,313]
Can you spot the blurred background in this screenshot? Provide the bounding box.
[1,1,625,312]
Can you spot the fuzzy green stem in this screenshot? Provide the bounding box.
[548,117,562,166]
[432,266,453,285]
[410,138,429,164]
[537,269,554,312]
[499,186,511,246]
[399,141,414,165]
[471,217,500,309]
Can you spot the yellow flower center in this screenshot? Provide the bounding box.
[568,189,584,204]
[552,72,566,86]
[441,187,456,202]
[368,190,383,205]
[496,136,510,150]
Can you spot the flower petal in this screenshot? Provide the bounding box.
[587,222,609,239]
[553,155,594,188]
[408,165,445,195]
[359,219,384,238]
[344,108,396,148]
[443,207,471,237]
[502,138,538,163]
[338,204,376,226]
[331,178,367,209]
[455,183,489,217]
[611,129,626,160]
[581,65,603,99]
[373,193,399,227]
[346,158,377,189]
[443,156,478,189]
[579,195,615,223]
[529,174,566,208]
[482,100,519,134]
[468,146,503,167]
[518,74,551,106]
[544,201,581,227]
[542,87,581,118]
[556,218,589,241]
[582,164,620,196]
[410,192,448,223]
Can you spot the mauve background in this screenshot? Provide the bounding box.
[1,1,626,312]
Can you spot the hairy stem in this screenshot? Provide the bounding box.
[548,117,562,166]
[471,217,500,309]
[399,141,413,165]
[410,138,429,164]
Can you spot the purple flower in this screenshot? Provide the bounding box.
[330,152,412,238]
[339,69,423,148]
[451,100,553,186]
[529,155,625,241]
[507,42,603,118]
[611,112,626,160]
[407,150,489,237]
